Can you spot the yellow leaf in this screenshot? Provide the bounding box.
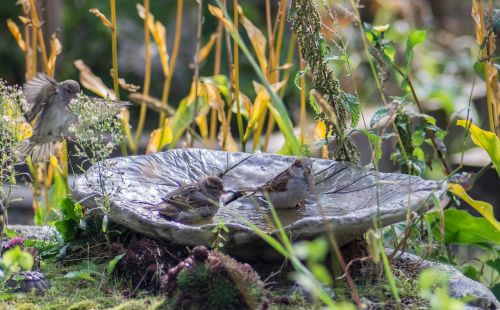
[448,183,500,232]
[49,155,63,176]
[146,119,172,154]
[137,4,170,77]
[457,120,500,177]
[47,32,62,76]
[196,114,208,141]
[204,82,225,110]
[240,14,267,74]
[208,5,233,31]
[18,16,31,25]
[315,121,327,139]
[198,33,218,63]
[89,8,113,29]
[246,81,286,136]
[7,19,26,52]
[74,59,116,99]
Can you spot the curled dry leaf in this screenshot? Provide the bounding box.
[18,16,31,25]
[74,59,116,100]
[129,93,174,115]
[47,32,62,76]
[7,19,26,52]
[239,14,268,74]
[208,5,233,32]
[198,33,218,63]
[137,4,169,77]
[89,8,113,30]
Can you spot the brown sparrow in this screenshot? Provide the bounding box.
[151,176,225,224]
[232,158,315,209]
[20,73,80,163]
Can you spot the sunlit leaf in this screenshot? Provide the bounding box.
[457,120,500,177]
[426,208,500,244]
[370,107,389,129]
[314,121,327,140]
[240,13,268,74]
[107,253,125,275]
[6,19,26,52]
[405,30,426,60]
[137,4,170,77]
[198,33,218,63]
[89,8,113,29]
[47,32,62,77]
[244,81,286,140]
[74,59,116,99]
[1,247,33,272]
[208,5,233,31]
[146,119,173,154]
[448,183,500,231]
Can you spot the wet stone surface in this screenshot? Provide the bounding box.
[72,149,446,258]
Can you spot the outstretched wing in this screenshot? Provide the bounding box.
[23,73,57,122]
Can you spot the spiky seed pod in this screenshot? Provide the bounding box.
[165,246,268,310]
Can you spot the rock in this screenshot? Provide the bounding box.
[393,250,500,310]
[73,149,446,259]
[6,271,51,294]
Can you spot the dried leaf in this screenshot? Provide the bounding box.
[204,82,225,110]
[74,59,116,99]
[137,4,169,76]
[208,5,233,31]
[315,121,327,139]
[47,32,62,76]
[7,19,26,52]
[240,14,268,73]
[198,33,218,63]
[18,16,31,25]
[89,8,113,30]
[196,114,208,141]
[129,93,174,115]
[245,81,286,139]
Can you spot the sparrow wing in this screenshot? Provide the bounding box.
[261,169,290,192]
[161,184,200,211]
[23,73,58,122]
[239,169,290,193]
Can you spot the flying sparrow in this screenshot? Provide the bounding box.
[230,158,315,209]
[150,176,225,224]
[20,73,80,163]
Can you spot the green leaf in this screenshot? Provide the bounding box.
[457,120,500,177]
[294,70,306,90]
[310,263,333,286]
[60,198,83,222]
[359,130,382,165]
[64,271,96,283]
[473,61,485,80]
[461,265,481,281]
[448,183,500,231]
[107,253,125,275]
[370,107,389,128]
[426,209,500,244]
[308,93,320,115]
[485,258,500,274]
[413,147,425,161]
[344,93,360,127]
[405,30,427,61]
[1,247,34,272]
[412,128,425,147]
[54,219,79,241]
[169,96,197,147]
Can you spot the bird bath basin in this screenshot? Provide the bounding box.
[73,149,446,258]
